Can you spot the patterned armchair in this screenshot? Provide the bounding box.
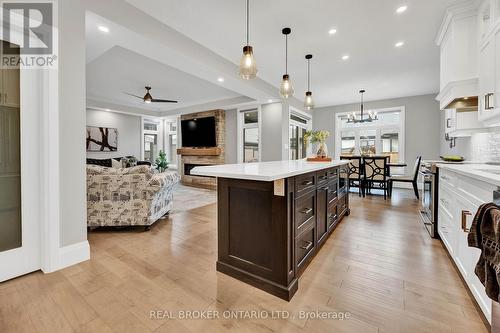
[86,165,180,229]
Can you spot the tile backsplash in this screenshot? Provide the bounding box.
[470,130,500,162]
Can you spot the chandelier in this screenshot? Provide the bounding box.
[347,90,378,124]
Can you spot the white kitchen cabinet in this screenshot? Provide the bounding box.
[438,168,497,323]
[436,8,478,97]
[444,108,485,136]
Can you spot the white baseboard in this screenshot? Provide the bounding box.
[58,240,90,270]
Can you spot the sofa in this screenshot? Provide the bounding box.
[86,164,180,229]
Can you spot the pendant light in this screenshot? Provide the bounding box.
[304,54,314,110]
[279,27,294,98]
[239,0,258,79]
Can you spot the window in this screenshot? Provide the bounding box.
[167,121,178,167]
[143,119,162,162]
[289,110,312,160]
[336,107,405,171]
[238,108,261,163]
[143,133,158,162]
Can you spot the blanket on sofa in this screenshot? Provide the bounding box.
[86,165,180,227]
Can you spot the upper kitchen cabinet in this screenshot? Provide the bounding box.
[477,0,500,125]
[436,3,479,111]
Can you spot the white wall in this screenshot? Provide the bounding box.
[59,0,87,247]
[86,109,142,159]
[313,94,441,177]
[261,103,285,162]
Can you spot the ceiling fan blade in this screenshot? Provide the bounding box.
[124,92,144,100]
[151,99,178,103]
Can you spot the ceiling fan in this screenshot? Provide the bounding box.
[125,86,178,104]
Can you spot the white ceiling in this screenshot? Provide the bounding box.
[124,0,463,107]
[86,46,240,112]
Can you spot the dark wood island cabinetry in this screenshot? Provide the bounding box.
[192,161,350,300]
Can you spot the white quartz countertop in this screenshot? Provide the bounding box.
[437,163,500,187]
[191,160,350,181]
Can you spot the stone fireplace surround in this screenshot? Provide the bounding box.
[177,109,225,190]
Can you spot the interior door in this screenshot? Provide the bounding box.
[0,41,40,282]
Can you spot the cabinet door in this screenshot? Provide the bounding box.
[457,195,492,323]
[495,25,500,112]
[479,36,495,120]
[2,69,20,108]
[454,196,473,280]
[444,109,456,134]
[440,30,452,91]
[316,186,328,245]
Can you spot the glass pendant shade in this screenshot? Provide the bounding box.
[304,91,314,110]
[280,74,294,99]
[239,46,258,79]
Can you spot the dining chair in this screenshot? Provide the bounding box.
[388,156,422,199]
[363,157,389,200]
[340,156,364,197]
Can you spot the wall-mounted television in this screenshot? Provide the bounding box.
[181,117,217,148]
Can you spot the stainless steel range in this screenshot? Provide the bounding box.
[420,161,439,238]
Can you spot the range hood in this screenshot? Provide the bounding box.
[436,78,478,111]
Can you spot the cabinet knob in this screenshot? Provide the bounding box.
[461,210,472,233]
[302,180,313,186]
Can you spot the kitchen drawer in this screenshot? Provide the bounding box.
[338,194,348,216]
[295,172,316,198]
[327,180,338,205]
[328,167,338,180]
[439,169,457,189]
[295,191,316,236]
[316,170,329,184]
[439,186,455,220]
[327,202,338,229]
[296,226,316,270]
[438,210,456,256]
[457,175,497,206]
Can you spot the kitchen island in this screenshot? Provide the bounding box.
[191,160,351,301]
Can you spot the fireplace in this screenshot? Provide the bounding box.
[178,109,225,189]
[184,163,213,178]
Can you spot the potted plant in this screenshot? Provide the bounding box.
[155,150,169,172]
[305,130,330,159]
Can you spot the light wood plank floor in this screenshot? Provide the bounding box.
[0,186,489,333]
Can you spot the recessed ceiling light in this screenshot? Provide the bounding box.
[268,99,273,103]
[328,28,337,35]
[395,41,405,48]
[342,55,350,61]
[98,25,110,33]
[217,77,225,82]
[396,5,407,14]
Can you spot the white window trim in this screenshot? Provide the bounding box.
[288,107,312,160]
[237,106,262,163]
[335,106,406,164]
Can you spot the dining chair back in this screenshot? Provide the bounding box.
[363,157,389,200]
[340,156,364,197]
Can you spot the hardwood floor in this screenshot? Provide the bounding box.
[0,186,489,333]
